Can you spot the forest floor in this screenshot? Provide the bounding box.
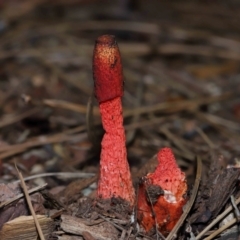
[1,1,240,239]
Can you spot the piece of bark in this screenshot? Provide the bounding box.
[76,197,94,218]
[207,168,239,218]
[189,167,240,226]
[0,215,54,240]
[57,176,97,205]
[60,214,118,240]
[41,189,64,209]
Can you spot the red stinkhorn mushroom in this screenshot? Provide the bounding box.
[93,35,135,206]
[137,147,187,236]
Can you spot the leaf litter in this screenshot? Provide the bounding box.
[1,0,240,239]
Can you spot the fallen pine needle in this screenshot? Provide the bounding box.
[196,195,240,239]
[166,156,202,240]
[0,184,47,209]
[204,218,237,240]
[14,172,95,183]
[16,164,45,240]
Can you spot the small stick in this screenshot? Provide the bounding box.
[230,195,240,221]
[0,108,39,129]
[137,177,165,240]
[166,156,202,240]
[143,177,164,240]
[98,215,125,232]
[16,164,45,240]
[0,130,87,159]
[204,218,237,240]
[14,172,95,183]
[126,226,133,240]
[195,126,216,149]
[120,229,127,240]
[86,90,99,148]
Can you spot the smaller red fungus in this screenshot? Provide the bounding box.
[93,35,135,206]
[137,147,187,236]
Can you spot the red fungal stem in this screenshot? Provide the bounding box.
[137,147,187,235]
[93,35,135,206]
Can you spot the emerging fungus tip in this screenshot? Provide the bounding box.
[92,35,135,206]
[93,35,123,103]
[137,147,187,235]
[150,147,187,199]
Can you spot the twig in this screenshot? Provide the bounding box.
[159,126,194,158]
[204,218,237,240]
[13,172,95,183]
[143,177,164,240]
[166,156,202,240]
[98,215,125,232]
[126,75,144,144]
[0,131,87,159]
[195,126,216,149]
[123,92,232,118]
[0,126,86,152]
[0,108,39,129]
[120,229,127,240]
[230,195,240,220]
[16,164,45,240]
[86,90,99,148]
[43,98,99,116]
[197,112,240,130]
[126,226,133,240]
[28,92,231,118]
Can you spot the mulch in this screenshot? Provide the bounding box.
[1,0,240,239]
